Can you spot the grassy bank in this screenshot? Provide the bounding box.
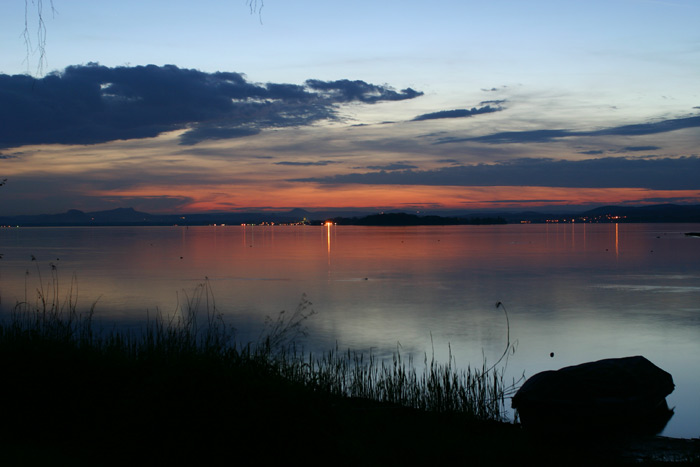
[1,280,697,465]
[0,279,521,464]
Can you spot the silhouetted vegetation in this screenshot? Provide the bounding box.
[0,279,524,465]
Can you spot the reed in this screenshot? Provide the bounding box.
[1,268,514,424]
[268,343,512,420]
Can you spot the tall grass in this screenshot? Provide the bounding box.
[1,266,515,423]
[271,344,512,419]
[5,261,97,348]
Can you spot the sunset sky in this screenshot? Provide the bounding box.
[1,0,699,215]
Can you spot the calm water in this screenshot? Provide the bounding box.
[1,223,699,438]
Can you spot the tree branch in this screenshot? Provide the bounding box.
[23,0,56,75]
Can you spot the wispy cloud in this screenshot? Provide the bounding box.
[486,199,567,204]
[439,129,571,144]
[305,79,422,103]
[274,160,340,166]
[411,105,503,122]
[480,86,507,92]
[365,163,418,171]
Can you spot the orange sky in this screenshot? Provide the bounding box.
[87,182,700,214]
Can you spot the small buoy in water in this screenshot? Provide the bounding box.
[550,352,555,358]
[364,277,368,280]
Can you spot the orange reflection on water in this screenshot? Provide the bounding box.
[325,222,332,264]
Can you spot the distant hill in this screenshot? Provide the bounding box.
[0,204,699,227]
[0,207,332,227]
[0,207,163,226]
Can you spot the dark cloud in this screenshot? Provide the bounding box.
[419,131,449,138]
[0,63,423,148]
[365,163,418,171]
[412,105,503,122]
[621,145,660,152]
[304,79,422,103]
[0,153,18,159]
[439,115,700,144]
[479,99,507,106]
[636,196,700,204]
[274,160,340,166]
[179,127,261,145]
[293,156,700,190]
[578,150,605,155]
[442,129,571,144]
[593,117,700,137]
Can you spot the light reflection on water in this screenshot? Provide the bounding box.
[1,223,699,438]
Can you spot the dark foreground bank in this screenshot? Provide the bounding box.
[1,305,698,466]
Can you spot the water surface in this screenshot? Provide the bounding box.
[1,223,698,438]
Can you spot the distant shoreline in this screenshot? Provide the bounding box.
[327,213,507,226]
[1,203,699,227]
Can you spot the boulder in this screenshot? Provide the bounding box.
[512,356,674,434]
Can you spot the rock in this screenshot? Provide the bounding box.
[512,356,674,434]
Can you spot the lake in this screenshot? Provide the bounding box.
[1,223,699,438]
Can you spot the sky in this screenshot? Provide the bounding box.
[0,0,699,215]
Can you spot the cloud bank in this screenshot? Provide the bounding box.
[438,116,700,144]
[0,63,422,148]
[294,156,700,190]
